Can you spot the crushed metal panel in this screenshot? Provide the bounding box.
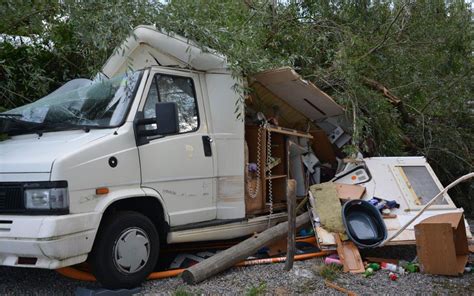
[252,67,344,121]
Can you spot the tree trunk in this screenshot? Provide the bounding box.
[181,212,310,284]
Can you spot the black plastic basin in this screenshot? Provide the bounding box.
[342,200,387,248]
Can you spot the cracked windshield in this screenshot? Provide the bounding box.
[0,71,142,135]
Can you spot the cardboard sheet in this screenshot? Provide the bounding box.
[335,184,366,201]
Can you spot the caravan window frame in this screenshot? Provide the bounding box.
[391,163,456,210]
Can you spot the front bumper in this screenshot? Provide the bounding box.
[0,212,100,269]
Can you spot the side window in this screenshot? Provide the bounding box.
[143,74,199,133]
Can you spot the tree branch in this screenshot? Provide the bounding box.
[360,2,408,59]
[362,77,415,124]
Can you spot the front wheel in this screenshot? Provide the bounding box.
[90,211,160,289]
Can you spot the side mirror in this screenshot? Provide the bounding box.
[135,102,179,138]
[155,102,179,135]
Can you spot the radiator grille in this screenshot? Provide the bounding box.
[0,185,24,211]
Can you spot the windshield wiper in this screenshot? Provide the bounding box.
[0,113,22,117]
[1,119,85,137]
[29,122,86,136]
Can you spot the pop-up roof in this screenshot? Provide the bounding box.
[101,25,229,77]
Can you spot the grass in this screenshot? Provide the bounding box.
[312,263,342,281]
[246,282,267,296]
[173,287,193,296]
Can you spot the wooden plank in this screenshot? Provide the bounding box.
[415,223,459,275]
[310,130,337,165]
[245,125,267,213]
[365,257,399,265]
[415,213,469,276]
[266,125,313,139]
[284,179,297,271]
[264,202,287,212]
[325,280,357,296]
[335,234,365,273]
[266,175,287,180]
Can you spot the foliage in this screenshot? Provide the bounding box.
[245,281,267,296]
[0,0,472,213]
[173,287,193,296]
[313,263,342,281]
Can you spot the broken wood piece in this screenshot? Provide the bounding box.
[310,130,337,165]
[335,183,366,201]
[284,179,297,271]
[182,213,310,284]
[414,212,469,276]
[325,280,357,296]
[266,125,313,139]
[382,213,397,219]
[266,238,287,256]
[364,257,399,265]
[335,234,365,273]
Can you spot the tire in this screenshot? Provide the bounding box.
[90,211,160,289]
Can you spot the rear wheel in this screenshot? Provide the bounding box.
[90,211,159,289]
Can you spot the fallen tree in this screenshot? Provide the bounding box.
[182,212,310,284]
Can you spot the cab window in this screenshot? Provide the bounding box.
[143,74,199,133]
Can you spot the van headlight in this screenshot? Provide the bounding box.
[25,188,69,210]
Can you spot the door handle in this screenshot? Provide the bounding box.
[202,136,212,157]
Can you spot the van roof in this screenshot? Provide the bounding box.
[102,25,229,77]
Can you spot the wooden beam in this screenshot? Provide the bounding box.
[284,179,297,271]
[182,213,310,284]
[266,125,313,139]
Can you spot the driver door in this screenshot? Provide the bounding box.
[137,69,216,226]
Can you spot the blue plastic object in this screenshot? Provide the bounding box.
[342,200,387,248]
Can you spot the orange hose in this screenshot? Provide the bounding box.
[146,268,185,280]
[235,251,334,266]
[56,249,334,282]
[56,267,96,282]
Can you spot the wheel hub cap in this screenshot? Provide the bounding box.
[113,228,150,274]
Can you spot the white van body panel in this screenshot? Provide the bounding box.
[0,173,50,182]
[0,212,100,268]
[204,73,245,219]
[167,213,287,243]
[50,123,141,213]
[0,130,111,173]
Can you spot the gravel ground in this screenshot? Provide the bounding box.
[1,219,473,295]
[1,247,472,295]
[142,258,474,295]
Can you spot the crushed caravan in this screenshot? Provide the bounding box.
[0,25,471,289]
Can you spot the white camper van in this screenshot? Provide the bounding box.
[0,26,470,288]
